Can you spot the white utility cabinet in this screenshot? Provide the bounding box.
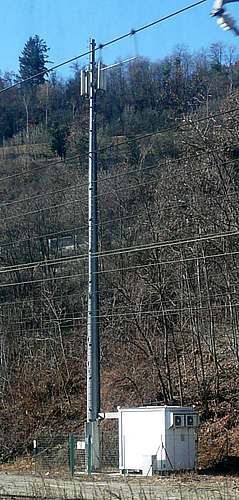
[118,405,199,475]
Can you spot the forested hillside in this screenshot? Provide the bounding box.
[0,38,238,467]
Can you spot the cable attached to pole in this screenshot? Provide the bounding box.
[0,1,206,95]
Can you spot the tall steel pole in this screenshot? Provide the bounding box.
[87,38,100,426]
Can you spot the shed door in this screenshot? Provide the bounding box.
[172,428,196,469]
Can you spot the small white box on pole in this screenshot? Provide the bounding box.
[97,61,107,91]
[81,70,89,96]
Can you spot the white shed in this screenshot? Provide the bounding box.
[118,405,199,475]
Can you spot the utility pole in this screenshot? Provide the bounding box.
[81,43,133,473]
[86,38,100,472]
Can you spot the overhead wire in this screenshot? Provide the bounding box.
[1,155,239,223]
[1,179,238,251]
[6,327,238,344]
[0,202,217,241]
[0,177,195,223]
[0,177,239,253]
[0,153,238,216]
[0,196,85,223]
[0,236,239,284]
[0,153,81,183]
[0,0,238,369]
[0,4,238,316]
[8,301,239,325]
[0,102,238,187]
[0,1,206,95]
[1,274,237,310]
[0,180,83,209]
[6,288,239,326]
[49,301,239,321]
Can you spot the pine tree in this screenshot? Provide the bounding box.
[19,35,50,84]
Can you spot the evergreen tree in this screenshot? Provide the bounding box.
[19,35,50,84]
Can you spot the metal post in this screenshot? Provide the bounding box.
[87,434,92,475]
[69,432,75,476]
[33,439,37,474]
[86,38,100,471]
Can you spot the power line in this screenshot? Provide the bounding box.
[2,274,236,310]
[95,230,239,260]
[1,229,239,274]
[0,271,85,289]
[0,194,218,248]
[0,1,206,94]
[0,177,184,222]
[0,240,239,286]
[0,172,238,250]
[98,106,239,158]
[0,224,87,249]
[100,151,239,186]
[0,175,165,222]
[0,158,204,211]
[0,180,83,209]
[6,327,238,344]
[3,325,87,337]
[0,148,232,213]
[1,133,239,216]
[6,288,239,326]
[0,105,238,187]
[61,301,239,321]
[1,197,84,223]
[96,250,239,277]
[1,158,239,223]
[15,301,239,323]
[0,153,81,183]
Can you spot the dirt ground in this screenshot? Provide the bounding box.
[0,472,238,499]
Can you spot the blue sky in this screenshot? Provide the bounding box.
[1,0,239,78]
